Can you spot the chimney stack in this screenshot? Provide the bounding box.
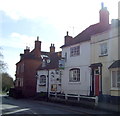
[99,2,109,25]
[24,46,30,54]
[35,36,41,50]
[50,43,55,53]
[64,31,73,45]
[34,36,41,58]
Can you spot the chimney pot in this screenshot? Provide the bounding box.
[67,31,69,36]
[50,43,55,53]
[37,36,39,41]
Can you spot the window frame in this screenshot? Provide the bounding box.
[70,45,80,57]
[99,43,108,56]
[39,75,46,85]
[69,68,80,82]
[111,69,120,89]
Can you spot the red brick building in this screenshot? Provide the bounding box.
[14,37,42,98]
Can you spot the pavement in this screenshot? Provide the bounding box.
[97,102,120,113]
[48,97,120,113]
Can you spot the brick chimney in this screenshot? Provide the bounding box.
[64,31,73,45]
[34,36,41,58]
[24,46,30,54]
[50,43,55,53]
[35,36,41,50]
[99,2,109,25]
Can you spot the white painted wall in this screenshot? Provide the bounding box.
[36,70,48,93]
[49,69,62,93]
[61,41,91,95]
[62,42,90,67]
[36,69,62,93]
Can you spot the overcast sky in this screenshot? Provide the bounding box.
[0,0,119,79]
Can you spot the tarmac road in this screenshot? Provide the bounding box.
[1,94,114,115]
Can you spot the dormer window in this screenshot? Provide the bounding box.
[42,59,46,67]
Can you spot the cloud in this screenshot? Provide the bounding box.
[0,32,62,52]
[0,0,100,33]
[1,32,36,49]
[0,0,118,37]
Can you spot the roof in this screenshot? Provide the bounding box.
[89,63,103,68]
[16,52,42,65]
[108,60,120,69]
[61,23,111,48]
[37,52,61,70]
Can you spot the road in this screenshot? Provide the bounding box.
[1,95,114,115]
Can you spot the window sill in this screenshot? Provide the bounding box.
[110,88,120,91]
[99,54,108,57]
[68,82,81,84]
[39,84,46,86]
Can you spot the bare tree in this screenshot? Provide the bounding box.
[0,47,7,72]
[2,73,14,92]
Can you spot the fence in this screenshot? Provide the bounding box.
[49,92,98,107]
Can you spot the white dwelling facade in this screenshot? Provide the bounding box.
[36,70,48,93]
[61,40,91,96]
[36,69,62,94]
[36,44,63,96]
[61,4,111,96]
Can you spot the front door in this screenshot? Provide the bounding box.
[94,69,100,96]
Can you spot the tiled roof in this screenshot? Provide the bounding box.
[61,23,111,48]
[16,52,42,65]
[37,52,61,70]
[108,60,120,69]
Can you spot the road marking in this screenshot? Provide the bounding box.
[3,108,30,114]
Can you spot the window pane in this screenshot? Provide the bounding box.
[117,71,120,88]
[112,71,116,87]
[70,46,80,57]
[69,68,80,82]
[40,75,46,83]
[117,83,120,88]
[117,71,120,82]
[100,43,107,55]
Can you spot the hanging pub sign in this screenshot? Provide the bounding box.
[59,58,65,69]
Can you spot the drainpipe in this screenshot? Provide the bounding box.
[47,69,49,101]
[100,66,102,95]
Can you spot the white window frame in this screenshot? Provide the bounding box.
[69,68,80,82]
[70,45,80,57]
[100,43,108,56]
[39,75,46,85]
[111,69,120,89]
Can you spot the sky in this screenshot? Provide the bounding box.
[0,0,119,80]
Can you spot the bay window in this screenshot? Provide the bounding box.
[111,70,120,88]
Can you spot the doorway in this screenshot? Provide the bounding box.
[94,69,100,96]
